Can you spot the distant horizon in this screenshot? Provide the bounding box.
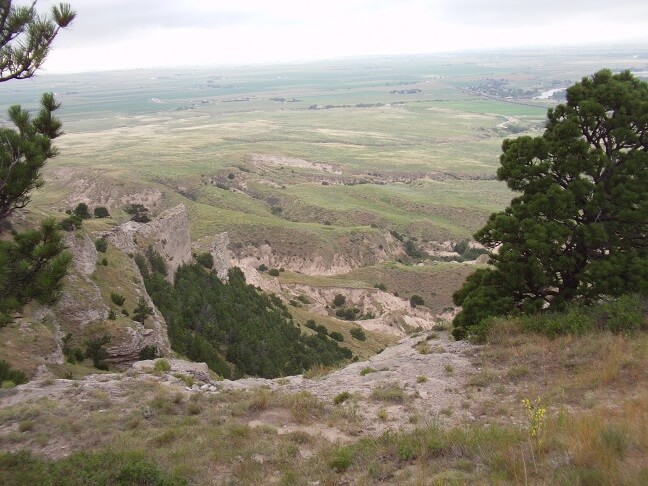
[29,42,648,77]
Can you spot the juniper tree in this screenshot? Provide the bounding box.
[0,1,76,327]
[453,70,648,339]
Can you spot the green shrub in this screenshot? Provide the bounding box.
[404,239,423,258]
[333,391,351,404]
[460,247,489,260]
[134,253,149,278]
[59,215,82,231]
[73,203,92,219]
[371,382,405,403]
[133,297,153,323]
[95,238,108,253]
[330,445,354,472]
[596,295,646,333]
[449,240,490,262]
[315,325,329,336]
[453,240,469,255]
[410,295,425,307]
[154,359,171,372]
[1,380,16,389]
[329,331,344,342]
[0,359,27,385]
[257,264,268,272]
[333,294,346,307]
[174,373,194,388]
[124,204,150,223]
[93,206,110,218]
[507,294,646,338]
[85,335,111,370]
[108,309,116,320]
[146,248,167,277]
[62,333,84,364]
[139,346,159,360]
[268,268,280,277]
[350,327,367,341]
[121,309,129,317]
[598,425,630,457]
[110,293,125,306]
[18,420,34,432]
[340,347,353,360]
[194,252,214,269]
[0,450,186,485]
[305,319,317,331]
[187,402,202,415]
[336,308,359,320]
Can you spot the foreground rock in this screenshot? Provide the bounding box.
[1,330,480,436]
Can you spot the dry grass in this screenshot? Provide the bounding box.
[480,321,648,407]
[3,317,648,484]
[2,328,648,485]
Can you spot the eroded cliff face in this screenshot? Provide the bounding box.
[0,207,199,377]
[192,232,232,281]
[231,231,406,277]
[56,233,107,328]
[285,284,440,337]
[105,204,193,282]
[57,232,171,366]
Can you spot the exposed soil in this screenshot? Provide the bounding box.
[250,154,342,174]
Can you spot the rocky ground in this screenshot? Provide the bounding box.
[1,328,483,445]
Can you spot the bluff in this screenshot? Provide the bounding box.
[0,204,235,378]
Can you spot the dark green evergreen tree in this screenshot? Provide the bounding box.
[93,206,110,218]
[0,219,70,326]
[453,70,648,339]
[0,2,76,328]
[133,297,153,323]
[73,203,91,219]
[142,260,352,379]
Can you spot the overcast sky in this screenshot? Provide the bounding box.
[31,0,648,73]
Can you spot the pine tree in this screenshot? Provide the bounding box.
[0,1,76,327]
[133,297,153,323]
[453,70,648,339]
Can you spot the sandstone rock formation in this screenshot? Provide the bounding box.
[105,204,192,282]
[51,232,172,367]
[193,232,232,281]
[56,233,108,329]
[231,231,405,277]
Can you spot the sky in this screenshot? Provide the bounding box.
[30,0,648,73]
